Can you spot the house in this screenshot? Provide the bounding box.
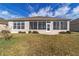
[0,22,8,31]
[8,16,70,35]
[70,18,79,32]
[0,19,8,31]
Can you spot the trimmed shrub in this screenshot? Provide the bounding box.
[32,31,39,34]
[59,32,66,34]
[18,31,26,33]
[66,31,71,34]
[59,31,71,34]
[28,31,31,33]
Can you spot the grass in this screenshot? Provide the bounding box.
[0,32,79,55]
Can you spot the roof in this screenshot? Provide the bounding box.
[8,16,70,21]
[71,18,79,25]
[0,19,8,25]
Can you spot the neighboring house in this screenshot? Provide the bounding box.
[8,17,70,35]
[0,19,8,32]
[0,22,7,31]
[70,18,79,32]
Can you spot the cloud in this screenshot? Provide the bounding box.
[54,6,70,17]
[65,6,79,19]
[52,3,71,19]
[26,4,35,12]
[27,4,79,20]
[72,6,79,14]
[1,11,10,15]
[53,4,79,19]
[0,10,24,19]
[29,6,54,17]
[28,4,71,19]
[1,3,78,19]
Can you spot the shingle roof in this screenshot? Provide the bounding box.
[8,16,70,21]
[0,19,8,25]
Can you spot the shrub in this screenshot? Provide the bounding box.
[1,30,10,33]
[1,30,12,40]
[32,31,39,34]
[66,31,71,34]
[18,31,26,33]
[59,32,66,34]
[28,31,39,34]
[59,31,71,34]
[28,31,31,33]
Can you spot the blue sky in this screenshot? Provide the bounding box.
[0,3,79,19]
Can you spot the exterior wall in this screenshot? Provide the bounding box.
[29,30,68,35]
[8,21,70,35]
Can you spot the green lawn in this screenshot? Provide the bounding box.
[0,32,79,56]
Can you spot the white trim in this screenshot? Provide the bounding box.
[37,21,38,30]
[67,21,70,31]
[59,21,61,30]
[52,21,53,30]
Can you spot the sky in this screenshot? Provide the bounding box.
[0,3,79,20]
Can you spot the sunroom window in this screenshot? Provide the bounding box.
[61,21,67,30]
[53,21,67,30]
[53,21,60,30]
[13,22,25,29]
[29,21,46,30]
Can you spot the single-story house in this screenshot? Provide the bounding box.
[8,16,70,35]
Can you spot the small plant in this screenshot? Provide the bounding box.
[59,31,71,34]
[59,32,66,34]
[32,31,39,34]
[28,31,31,33]
[18,31,26,33]
[1,30,12,40]
[66,31,71,34]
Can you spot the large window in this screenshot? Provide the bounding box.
[30,21,37,29]
[61,21,67,30]
[29,21,46,30]
[13,22,25,29]
[53,21,67,30]
[53,21,60,30]
[38,21,46,29]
